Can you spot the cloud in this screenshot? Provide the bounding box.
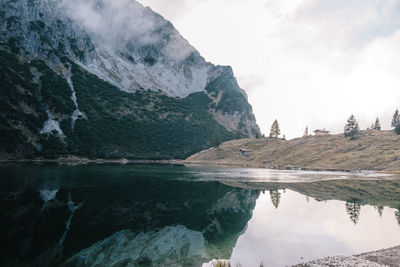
[59,0,400,138]
[142,0,400,138]
[59,0,196,63]
[138,0,193,20]
[60,0,166,45]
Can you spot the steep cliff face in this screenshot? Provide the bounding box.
[0,0,260,159]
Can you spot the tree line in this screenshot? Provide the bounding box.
[212,108,400,148]
[344,108,400,139]
[265,108,400,140]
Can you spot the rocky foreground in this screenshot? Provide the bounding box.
[186,130,400,172]
[294,245,400,267]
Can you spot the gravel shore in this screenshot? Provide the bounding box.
[294,245,400,267]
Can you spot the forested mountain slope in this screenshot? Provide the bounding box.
[0,0,260,159]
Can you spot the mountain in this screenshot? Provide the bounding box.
[0,0,260,159]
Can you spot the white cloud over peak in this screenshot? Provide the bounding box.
[140,0,400,138]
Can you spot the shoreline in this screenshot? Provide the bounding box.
[186,131,400,174]
[0,158,179,165]
[1,157,399,174]
[293,245,400,267]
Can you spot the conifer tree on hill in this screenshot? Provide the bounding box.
[373,117,381,130]
[269,120,280,139]
[211,126,221,148]
[344,115,360,139]
[392,109,400,128]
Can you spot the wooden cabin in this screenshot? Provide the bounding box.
[240,149,251,156]
[313,129,330,136]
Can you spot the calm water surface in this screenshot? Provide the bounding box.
[0,164,399,266]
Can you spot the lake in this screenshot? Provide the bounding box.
[1,164,399,266]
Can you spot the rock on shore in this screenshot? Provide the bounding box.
[294,245,400,267]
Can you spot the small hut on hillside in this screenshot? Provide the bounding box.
[313,129,330,136]
[240,149,251,156]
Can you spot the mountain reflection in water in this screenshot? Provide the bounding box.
[0,164,399,267]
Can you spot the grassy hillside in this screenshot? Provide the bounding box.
[186,130,400,172]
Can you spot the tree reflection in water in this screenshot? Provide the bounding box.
[345,201,361,225]
[395,209,400,225]
[269,190,281,209]
[374,206,384,217]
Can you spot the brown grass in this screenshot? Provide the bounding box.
[186,130,400,172]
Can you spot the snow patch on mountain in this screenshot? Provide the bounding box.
[66,65,87,128]
[40,110,65,140]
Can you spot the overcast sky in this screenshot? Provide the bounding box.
[138,0,400,138]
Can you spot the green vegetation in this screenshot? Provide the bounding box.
[0,46,46,157]
[392,109,400,131]
[392,109,400,127]
[31,60,76,115]
[344,115,360,139]
[66,62,238,159]
[395,125,400,135]
[0,45,240,159]
[372,117,381,130]
[211,125,222,148]
[269,119,280,138]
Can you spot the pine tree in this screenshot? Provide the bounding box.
[211,126,221,148]
[303,126,308,137]
[392,109,400,128]
[373,118,381,130]
[269,120,280,138]
[396,125,400,135]
[344,115,360,139]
